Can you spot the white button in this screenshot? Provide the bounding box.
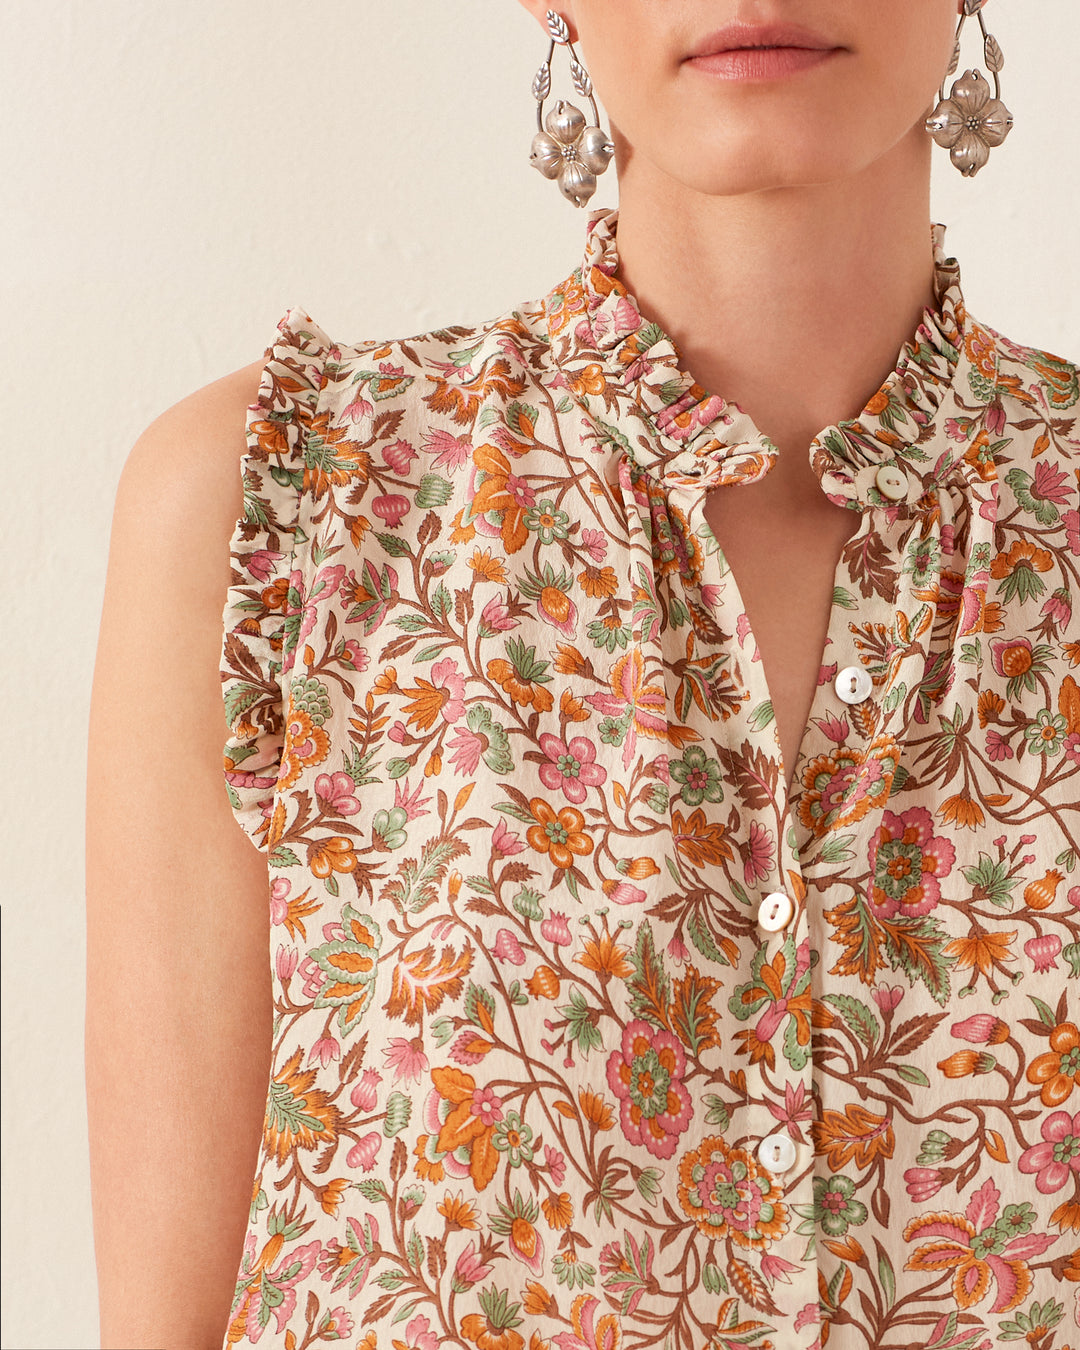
[757,1132,798,1175]
[875,463,908,501]
[834,665,873,705]
[757,891,794,933]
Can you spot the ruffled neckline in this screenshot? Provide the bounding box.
[544,206,998,506]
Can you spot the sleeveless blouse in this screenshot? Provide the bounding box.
[220,207,1080,1349]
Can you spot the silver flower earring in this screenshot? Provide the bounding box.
[926,0,1014,177]
[529,10,615,207]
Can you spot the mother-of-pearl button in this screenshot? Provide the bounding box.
[757,891,795,933]
[835,665,873,705]
[757,1132,798,1175]
[875,462,909,501]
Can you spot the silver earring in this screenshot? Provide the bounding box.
[925,0,1014,177]
[529,10,614,207]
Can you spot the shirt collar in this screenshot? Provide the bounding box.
[544,205,998,507]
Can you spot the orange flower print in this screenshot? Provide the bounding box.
[677,1135,788,1250]
[487,637,555,712]
[904,1177,1055,1314]
[813,1103,895,1173]
[277,706,331,790]
[1028,1023,1080,1107]
[945,929,1016,980]
[670,808,734,869]
[263,1049,341,1163]
[467,444,533,554]
[570,361,606,397]
[526,799,594,870]
[307,836,358,878]
[797,734,899,837]
[430,1067,502,1192]
[545,275,587,336]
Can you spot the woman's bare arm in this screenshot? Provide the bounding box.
[86,360,274,1350]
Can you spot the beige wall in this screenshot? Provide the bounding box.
[3,2,1077,1345]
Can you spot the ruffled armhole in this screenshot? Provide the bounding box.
[219,306,334,850]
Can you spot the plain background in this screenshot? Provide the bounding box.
[3,1,1078,1345]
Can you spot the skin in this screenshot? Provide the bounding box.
[519,0,974,789]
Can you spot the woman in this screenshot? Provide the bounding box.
[86,2,1079,1347]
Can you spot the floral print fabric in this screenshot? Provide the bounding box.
[220,207,1080,1349]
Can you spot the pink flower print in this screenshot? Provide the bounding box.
[605,881,647,907]
[742,820,775,886]
[446,725,482,775]
[765,1080,814,1145]
[904,1167,944,1202]
[247,547,285,582]
[423,427,472,473]
[945,416,974,443]
[350,1069,382,1111]
[1042,588,1073,628]
[541,912,573,947]
[1064,508,1080,556]
[666,933,689,965]
[315,771,361,817]
[395,1313,439,1350]
[479,593,518,634]
[343,393,374,439]
[818,712,850,745]
[581,527,608,563]
[951,1014,1008,1044]
[867,805,956,920]
[340,639,369,672]
[388,720,408,744]
[383,1036,429,1085]
[1025,934,1062,973]
[986,400,1006,436]
[491,816,524,857]
[372,493,410,527]
[294,563,347,652]
[298,954,327,1001]
[394,778,433,821]
[545,1145,566,1186]
[761,1252,802,1286]
[453,1240,494,1289]
[381,438,418,474]
[275,945,298,981]
[872,985,905,1012]
[1032,456,1073,506]
[493,929,526,966]
[269,877,291,925]
[242,1240,321,1342]
[504,471,536,509]
[538,733,607,804]
[319,1307,354,1341]
[308,1035,341,1068]
[606,1019,693,1159]
[428,658,466,724]
[986,730,1014,761]
[469,1085,504,1128]
[346,1132,382,1171]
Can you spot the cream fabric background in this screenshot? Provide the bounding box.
[2,1,1077,1344]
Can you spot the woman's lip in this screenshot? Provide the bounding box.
[686,22,838,58]
[686,46,841,80]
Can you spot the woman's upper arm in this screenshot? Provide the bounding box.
[86,358,274,1350]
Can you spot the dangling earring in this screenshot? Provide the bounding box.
[925,0,1014,177]
[529,10,615,207]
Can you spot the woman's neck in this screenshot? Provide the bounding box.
[612,120,940,467]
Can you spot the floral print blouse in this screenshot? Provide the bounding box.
[220,207,1080,1350]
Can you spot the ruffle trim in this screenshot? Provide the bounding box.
[219,306,334,849]
[546,208,998,503]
